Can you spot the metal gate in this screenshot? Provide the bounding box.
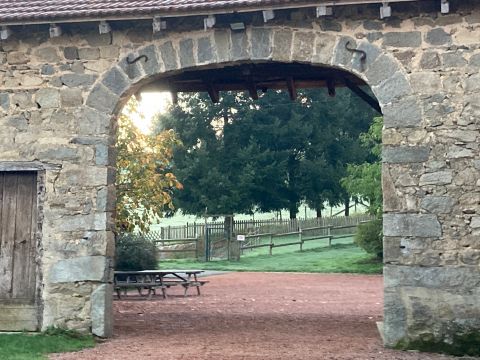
[204,215,238,261]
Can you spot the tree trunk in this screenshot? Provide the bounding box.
[344,198,350,216]
[316,207,322,218]
[289,205,297,219]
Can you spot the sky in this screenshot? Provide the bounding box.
[135,91,172,133]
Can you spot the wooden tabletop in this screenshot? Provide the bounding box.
[114,269,204,275]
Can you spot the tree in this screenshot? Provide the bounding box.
[341,117,383,217]
[156,88,376,219]
[116,97,182,233]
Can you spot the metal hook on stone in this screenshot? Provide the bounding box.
[345,41,367,69]
[126,54,149,64]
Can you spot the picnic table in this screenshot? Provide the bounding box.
[114,269,207,300]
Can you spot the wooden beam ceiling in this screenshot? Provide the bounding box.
[141,62,382,113]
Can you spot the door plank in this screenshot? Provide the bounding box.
[12,172,36,300]
[0,174,18,299]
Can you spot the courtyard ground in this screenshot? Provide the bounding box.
[52,273,460,360]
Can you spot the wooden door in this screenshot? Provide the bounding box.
[0,171,38,331]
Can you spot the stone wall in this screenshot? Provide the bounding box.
[0,1,479,351]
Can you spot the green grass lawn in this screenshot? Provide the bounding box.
[159,236,383,274]
[0,329,95,360]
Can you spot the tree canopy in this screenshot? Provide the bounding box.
[116,97,182,233]
[155,87,377,219]
[341,116,383,217]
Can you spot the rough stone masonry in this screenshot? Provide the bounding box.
[0,0,479,353]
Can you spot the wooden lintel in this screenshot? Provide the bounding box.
[206,83,220,103]
[327,79,336,97]
[286,77,297,101]
[344,78,382,114]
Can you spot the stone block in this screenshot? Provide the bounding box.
[49,256,108,283]
[77,107,111,136]
[7,51,28,65]
[0,93,10,111]
[352,41,382,72]
[78,48,100,60]
[272,30,292,62]
[373,72,412,105]
[471,217,480,229]
[384,265,480,291]
[419,171,452,186]
[36,88,60,109]
[159,41,178,71]
[382,31,422,48]
[214,30,231,63]
[383,146,429,163]
[383,213,442,237]
[4,115,28,131]
[61,88,83,107]
[60,73,97,88]
[41,64,55,75]
[102,67,131,96]
[420,196,455,214]
[38,146,80,161]
[383,288,407,346]
[85,84,119,114]
[312,33,336,65]
[251,29,272,60]
[64,47,79,60]
[366,54,400,86]
[292,31,315,62]
[140,45,161,75]
[446,145,474,159]
[425,28,452,45]
[34,47,60,62]
[91,284,113,337]
[420,52,440,69]
[95,144,109,166]
[465,74,480,92]
[119,54,144,81]
[197,36,215,63]
[231,31,249,60]
[383,97,422,128]
[100,46,119,59]
[442,52,467,68]
[333,36,355,66]
[179,39,195,68]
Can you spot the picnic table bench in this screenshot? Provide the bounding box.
[114,270,208,300]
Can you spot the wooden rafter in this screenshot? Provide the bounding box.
[286,76,297,101]
[343,78,382,114]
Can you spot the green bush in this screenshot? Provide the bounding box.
[115,233,158,270]
[354,219,383,259]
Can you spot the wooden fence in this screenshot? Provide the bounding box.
[154,214,374,240]
[240,223,361,256]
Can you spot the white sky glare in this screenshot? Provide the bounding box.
[135,91,172,133]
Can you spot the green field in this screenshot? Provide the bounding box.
[159,236,382,274]
[0,329,95,360]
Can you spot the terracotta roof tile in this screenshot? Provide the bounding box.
[0,0,316,23]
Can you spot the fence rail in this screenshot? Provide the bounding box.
[240,222,361,256]
[154,214,374,241]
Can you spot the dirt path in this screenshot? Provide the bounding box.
[52,273,456,360]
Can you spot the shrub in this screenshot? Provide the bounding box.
[354,219,383,259]
[115,233,158,270]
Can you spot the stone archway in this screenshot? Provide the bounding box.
[85,27,427,346]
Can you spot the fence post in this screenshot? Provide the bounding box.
[299,227,303,252]
[269,234,273,256]
[328,225,332,246]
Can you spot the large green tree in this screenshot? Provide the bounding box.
[156,87,376,219]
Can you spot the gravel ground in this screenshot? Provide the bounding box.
[52,272,461,360]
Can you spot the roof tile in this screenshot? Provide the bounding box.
[0,0,314,23]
